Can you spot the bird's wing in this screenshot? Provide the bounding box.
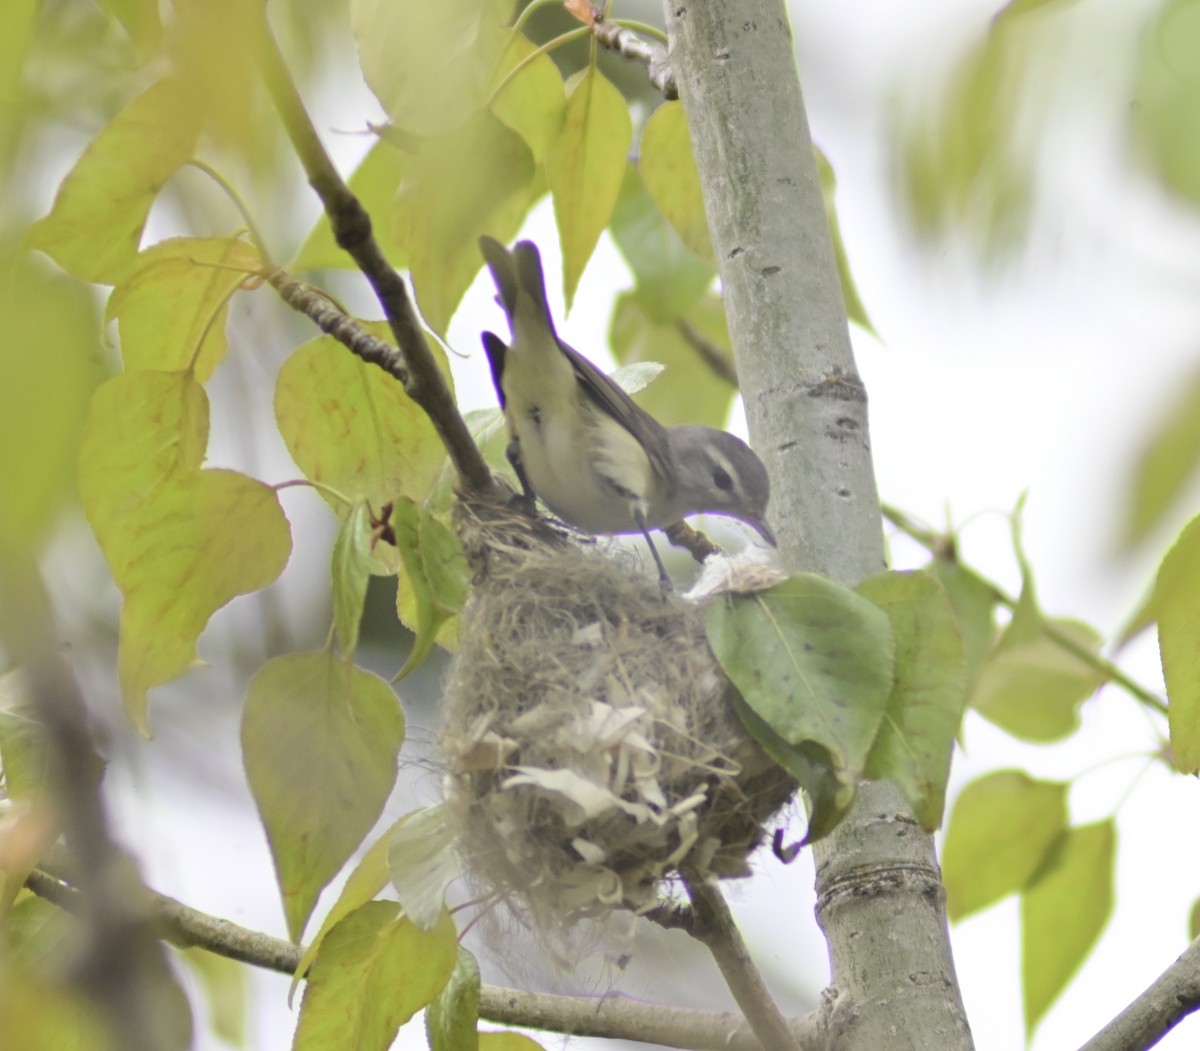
[481,331,508,408]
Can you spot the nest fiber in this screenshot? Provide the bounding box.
[440,499,796,931]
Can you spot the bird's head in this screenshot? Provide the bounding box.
[668,426,775,546]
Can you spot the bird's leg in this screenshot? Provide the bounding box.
[634,505,672,591]
[505,438,538,509]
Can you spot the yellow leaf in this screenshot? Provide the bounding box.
[117,470,291,732]
[639,101,712,261]
[27,78,202,284]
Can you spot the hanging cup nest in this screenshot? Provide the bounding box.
[439,495,797,932]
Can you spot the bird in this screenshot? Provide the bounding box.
[478,236,775,583]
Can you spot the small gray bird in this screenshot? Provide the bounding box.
[479,236,775,582]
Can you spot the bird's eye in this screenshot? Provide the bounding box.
[712,467,733,491]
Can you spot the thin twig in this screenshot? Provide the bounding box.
[253,16,494,498]
[881,503,1169,717]
[594,18,678,99]
[1077,936,1200,1051]
[680,866,802,1051]
[676,317,739,387]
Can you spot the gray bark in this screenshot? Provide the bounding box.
[662,2,974,1047]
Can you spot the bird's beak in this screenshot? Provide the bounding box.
[749,517,777,547]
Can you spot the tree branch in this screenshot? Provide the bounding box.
[0,558,188,1051]
[593,18,678,99]
[681,867,801,1051]
[1077,936,1200,1051]
[253,15,494,497]
[23,867,823,1050]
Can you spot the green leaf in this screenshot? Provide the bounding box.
[1190,897,1200,942]
[106,236,261,380]
[291,141,409,271]
[610,164,715,322]
[857,571,967,830]
[926,558,999,693]
[1122,364,1200,547]
[609,291,734,429]
[638,101,712,262]
[814,147,875,336]
[478,1034,545,1050]
[351,0,511,137]
[397,111,539,335]
[0,245,98,553]
[293,902,457,1051]
[546,67,633,308]
[331,502,373,660]
[96,0,162,62]
[242,652,405,942]
[392,499,469,677]
[0,671,44,800]
[290,815,412,1003]
[115,469,292,732]
[941,770,1067,921]
[706,574,895,842]
[1155,513,1200,772]
[489,32,565,163]
[275,325,451,510]
[176,948,246,1048]
[426,948,480,1051]
[26,78,202,284]
[1131,0,1200,208]
[1021,820,1115,1036]
[971,617,1106,742]
[78,371,209,571]
[387,805,460,931]
[0,978,114,1051]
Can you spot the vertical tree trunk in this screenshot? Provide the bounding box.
[662,2,975,1047]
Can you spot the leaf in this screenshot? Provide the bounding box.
[0,245,98,552]
[387,805,460,931]
[609,291,734,429]
[1155,513,1200,772]
[941,770,1067,920]
[706,574,895,842]
[290,814,412,1002]
[176,948,246,1048]
[351,0,511,137]
[857,571,967,830]
[814,147,875,335]
[106,236,261,380]
[392,499,469,677]
[546,67,633,308]
[0,671,45,800]
[1131,0,1200,208]
[1122,364,1200,547]
[242,652,405,942]
[426,948,481,1051]
[610,164,715,322]
[489,32,566,163]
[971,617,1106,742]
[26,78,202,284]
[293,902,457,1051]
[926,558,999,693]
[1021,820,1115,1036]
[291,141,409,271]
[1190,897,1200,942]
[274,325,451,510]
[331,502,373,660]
[396,111,539,335]
[78,371,209,573]
[478,1034,545,1050]
[115,469,292,731]
[0,978,114,1051]
[639,100,712,262]
[96,0,162,62]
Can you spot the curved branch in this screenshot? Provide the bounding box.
[1077,937,1200,1051]
[24,868,823,1050]
[252,15,493,497]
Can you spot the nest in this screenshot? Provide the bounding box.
[439,496,797,933]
